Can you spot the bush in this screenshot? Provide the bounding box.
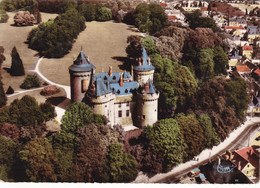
[40,85,59,96]
[0,0,36,12]
[20,74,40,89]
[0,9,9,23]
[13,11,35,26]
[96,7,112,21]
[6,86,14,94]
[10,46,25,76]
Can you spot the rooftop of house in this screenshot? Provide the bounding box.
[236,65,250,72]
[242,46,253,51]
[229,50,240,59]
[248,26,260,35]
[234,146,259,169]
[138,79,157,95]
[254,68,260,76]
[225,26,245,30]
[200,7,208,11]
[168,15,178,20]
[69,51,96,72]
[110,81,139,96]
[230,17,247,24]
[249,95,260,107]
[134,48,155,72]
[160,2,167,7]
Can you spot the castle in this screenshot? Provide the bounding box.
[69,48,159,128]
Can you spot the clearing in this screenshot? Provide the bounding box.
[39,21,141,86]
[0,12,58,92]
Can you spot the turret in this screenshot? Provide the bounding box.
[69,51,96,103]
[136,79,159,128]
[134,48,155,86]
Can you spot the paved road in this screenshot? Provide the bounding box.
[133,118,260,183]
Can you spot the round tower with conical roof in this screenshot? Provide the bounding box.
[134,48,155,86]
[136,80,159,128]
[69,51,96,103]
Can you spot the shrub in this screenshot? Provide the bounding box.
[6,86,14,94]
[20,74,40,89]
[13,11,35,26]
[0,9,9,23]
[10,46,25,76]
[40,85,60,96]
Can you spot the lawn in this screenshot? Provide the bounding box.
[0,12,58,91]
[39,21,141,86]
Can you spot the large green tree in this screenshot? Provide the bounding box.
[141,36,157,55]
[96,7,112,21]
[100,143,138,183]
[198,114,219,148]
[134,3,167,34]
[176,113,204,160]
[143,118,186,171]
[225,78,249,121]
[150,54,197,118]
[125,35,142,59]
[19,138,57,182]
[10,46,25,76]
[0,46,7,108]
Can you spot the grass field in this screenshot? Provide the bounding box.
[39,21,141,86]
[0,12,58,91]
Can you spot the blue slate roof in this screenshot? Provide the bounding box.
[148,80,157,94]
[199,173,206,179]
[230,17,246,24]
[69,51,96,72]
[134,48,155,72]
[229,50,240,59]
[110,81,138,96]
[95,78,112,97]
[123,71,131,80]
[94,72,120,84]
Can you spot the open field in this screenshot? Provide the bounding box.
[39,21,141,86]
[0,12,58,91]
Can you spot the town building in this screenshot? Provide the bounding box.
[242,45,253,59]
[69,48,159,128]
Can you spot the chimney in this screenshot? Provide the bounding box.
[120,73,123,86]
[109,66,112,76]
[145,82,149,92]
[138,58,141,66]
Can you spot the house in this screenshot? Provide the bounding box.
[248,26,260,42]
[160,2,167,8]
[229,17,247,28]
[225,26,246,37]
[168,15,178,22]
[231,146,259,178]
[248,95,260,116]
[69,48,159,128]
[229,50,240,69]
[242,45,253,59]
[236,65,251,73]
[182,7,200,12]
[251,131,260,147]
[252,68,260,81]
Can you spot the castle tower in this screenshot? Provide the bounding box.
[69,51,96,103]
[133,48,155,86]
[136,80,159,128]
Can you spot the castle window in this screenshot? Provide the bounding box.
[113,76,116,80]
[117,90,120,94]
[126,102,130,107]
[118,103,121,108]
[104,76,107,80]
[126,110,130,117]
[125,89,128,93]
[143,115,145,119]
[105,105,107,108]
[118,110,122,117]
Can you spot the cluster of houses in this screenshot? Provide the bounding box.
[158,1,260,117]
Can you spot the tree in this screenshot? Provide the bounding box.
[198,114,219,148]
[6,86,14,94]
[19,138,57,182]
[125,35,142,59]
[61,102,106,134]
[225,78,249,121]
[213,46,228,75]
[59,0,77,14]
[96,7,112,21]
[134,3,167,34]
[0,46,7,108]
[0,0,36,12]
[143,118,186,171]
[100,143,138,183]
[0,123,20,142]
[13,11,35,26]
[176,113,204,160]
[40,102,56,121]
[74,124,122,182]
[10,46,25,76]
[150,54,197,118]
[141,37,157,55]
[0,135,19,181]
[0,9,9,23]
[20,74,40,89]
[185,10,218,32]
[78,3,96,21]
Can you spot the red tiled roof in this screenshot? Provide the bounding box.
[236,65,250,72]
[160,3,167,7]
[242,46,253,51]
[168,15,178,20]
[200,7,208,11]
[235,146,259,169]
[211,7,217,11]
[254,68,260,76]
[225,26,245,30]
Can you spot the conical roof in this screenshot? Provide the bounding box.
[134,48,155,72]
[69,51,96,72]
